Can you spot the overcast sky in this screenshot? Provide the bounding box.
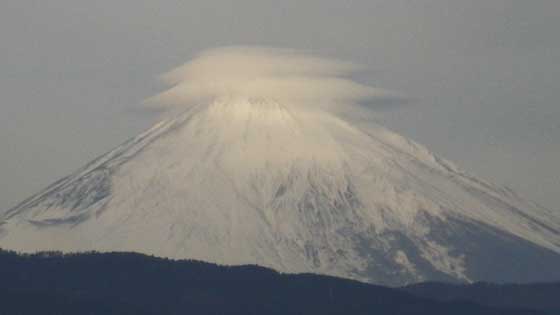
[1,0,559,211]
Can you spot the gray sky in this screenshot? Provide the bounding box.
[1,0,559,211]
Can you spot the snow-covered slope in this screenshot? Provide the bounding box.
[2,98,560,286]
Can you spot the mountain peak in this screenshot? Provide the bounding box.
[2,47,560,286]
[2,100,560,286]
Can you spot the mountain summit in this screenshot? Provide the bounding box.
[2,48,560,286]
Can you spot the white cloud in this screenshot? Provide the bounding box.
[147,46,397,110]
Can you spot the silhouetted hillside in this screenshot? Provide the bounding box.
[403,282,560,314]
[0,249,548,315]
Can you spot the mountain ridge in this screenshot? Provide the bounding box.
[0,248,551,315]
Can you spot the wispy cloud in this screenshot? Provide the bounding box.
[147,46,400,111]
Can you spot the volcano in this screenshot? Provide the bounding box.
[2,48,560,286]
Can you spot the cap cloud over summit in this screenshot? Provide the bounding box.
[149,47,396,111]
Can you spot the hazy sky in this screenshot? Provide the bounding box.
[1,0,559,211]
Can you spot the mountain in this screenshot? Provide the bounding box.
[0,249,548,315]
[402,282,560,313]
[1,98,560,286]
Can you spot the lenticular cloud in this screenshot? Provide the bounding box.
[148,46,393,109]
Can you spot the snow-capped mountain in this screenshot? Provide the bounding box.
[1,97,559,286]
